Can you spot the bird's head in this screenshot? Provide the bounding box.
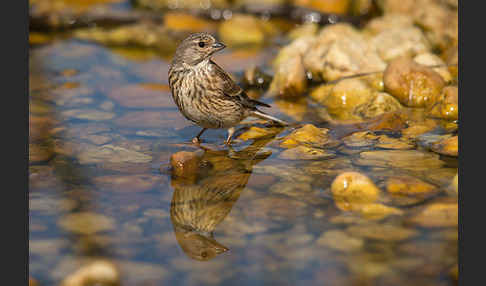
[173,33,226,66]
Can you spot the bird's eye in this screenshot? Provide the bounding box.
[201,251,208,258]
[198,42,205,48]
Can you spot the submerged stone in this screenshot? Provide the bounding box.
[330,172,381,211]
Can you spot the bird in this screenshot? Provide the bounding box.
[168,32,287,145]
[169,138,273,261]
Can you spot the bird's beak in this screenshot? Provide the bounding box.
[212,42,226,52]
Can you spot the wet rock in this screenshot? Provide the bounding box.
[408,200,458,227]
[316,230,363,252]
[430,135,458,157]
[364,110,409,132]
[386,176,438,196]
[280,124,339,148]
[268,37,310,98]
[343,131,378,148]
[77,144,153,164]
[401,119,438,138]
[320,78,374,120]
[58,212,115,235]
[414,53,452,83]
[385,175,440,205]
[347,223,417,241]
[294,0,351,14]
[170,151,201,182]
[218,14,278,47]
[107,84,173,108]
[303,24,386,82]
[369,26,431,62]
[330,172,381,211]
[61,109,115,121]
[354,150,444,170]
[60,260,119,286]
[375,134,415,150]
[427,86,458,121]
[279,145,336,160]
[355,92,403,119]
[238,126,280,141]
[94,174,163,193]
[384,56,445,107]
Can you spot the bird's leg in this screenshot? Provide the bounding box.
[192,128,207,144]
[224,127,236,145]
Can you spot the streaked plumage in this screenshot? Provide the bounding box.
[169,138,273,261]
[168,32,287,144]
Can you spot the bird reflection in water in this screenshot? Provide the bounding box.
[169,137,275,261]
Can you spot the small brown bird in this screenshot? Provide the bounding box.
[168,32,287,145]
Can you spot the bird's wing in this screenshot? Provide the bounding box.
[210,60,270,109]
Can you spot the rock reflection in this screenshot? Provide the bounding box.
[169,138,274,261]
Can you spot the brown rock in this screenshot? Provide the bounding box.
[321,78,374,120]
[427,86,458,121]
[280,124,339,148]
[238,126,280,141]
[354,150,444,170]
[430,135,458,157]
[408,201,458,227]
[386,176,438,196]
[357,203,403,220]
[354,92,403,119]
[170,151,201,182]
[343,131,378,148]
[330,172,381,211]
[384,56,445,107]
[268,43,308,98]
[279,146,336,160]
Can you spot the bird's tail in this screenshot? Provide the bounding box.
[251,110,288,126]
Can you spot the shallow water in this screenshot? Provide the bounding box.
[29,10,458,286]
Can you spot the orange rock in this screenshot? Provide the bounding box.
[331,172,380,211]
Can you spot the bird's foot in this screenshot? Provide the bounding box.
[192,137,202,145]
